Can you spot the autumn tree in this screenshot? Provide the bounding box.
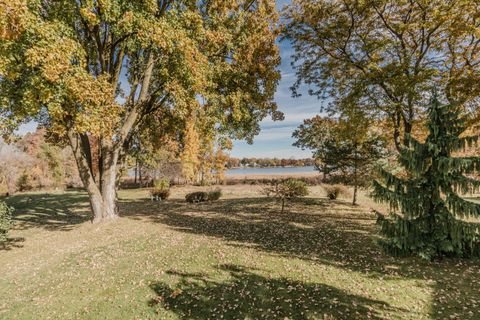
[293,113,387,205]
[0,0,281,222]
[212,147,229,184]
[283,0,480,151]
[0,139,31,194]
[181,115,201,184]
[337,111,388,205]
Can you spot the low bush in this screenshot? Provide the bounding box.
[150,178,170,201]
[185,189,222,203]
[150,189,170,201]
[17,172,34,192]
[323,184,348,200]
[208,188,222,201]
[0,201,13,243]
[186,192,208,203]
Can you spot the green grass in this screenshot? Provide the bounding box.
[1,185,480,319]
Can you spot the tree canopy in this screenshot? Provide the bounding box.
[283,0,480,150]
[0,0,282,221]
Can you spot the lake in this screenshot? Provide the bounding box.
[226,166,316,176]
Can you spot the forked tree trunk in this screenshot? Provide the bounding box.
[66,52,154,222]
[68,131,122,222]
[88,185,118,223]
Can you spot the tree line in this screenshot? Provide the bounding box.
[0,129,81,194]
[225,157,315,168]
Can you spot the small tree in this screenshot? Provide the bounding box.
[293,116,338,178]
[0,201,13,244]
[372,93,480,260]
[263,179,308,213]
[293,113,387,205]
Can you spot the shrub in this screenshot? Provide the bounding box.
[0,201,13,243]
[323,184,348,200]
[150,178,170,201]
[185,189,222,203]
[208,188,222,201]
[17,172,34,192]
[186,191,208,203]
[263,179,309,213]
[150,189,170,201]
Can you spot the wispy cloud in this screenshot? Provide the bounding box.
[232,36,325,158]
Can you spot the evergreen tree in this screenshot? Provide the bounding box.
[372,93,480,260]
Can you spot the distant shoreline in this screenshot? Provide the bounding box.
[227,165,312,169]
[226,165,317,177]
[226,171,319,180]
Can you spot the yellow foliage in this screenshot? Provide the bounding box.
[181,116,200,183]
[0,0,29,40]
[64,72,120,137]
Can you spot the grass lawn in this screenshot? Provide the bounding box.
[1,185,479,319]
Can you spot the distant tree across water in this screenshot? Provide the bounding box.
[226,157,315,168]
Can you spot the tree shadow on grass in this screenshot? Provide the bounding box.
[122,197,384,273]
[1,236,25,250]
[149,264,394,319]
[123,196,480,319]
[3,191,91,231]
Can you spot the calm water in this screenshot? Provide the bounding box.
[226,166,316,176]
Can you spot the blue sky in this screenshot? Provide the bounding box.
[19,0,319,159]
[230,38,320,159]
[230,0,320,159]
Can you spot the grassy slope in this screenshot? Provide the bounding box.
[0,185,479,319]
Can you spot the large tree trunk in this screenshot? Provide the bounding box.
[87,184,117,223]
[66,52,154,223]
[68,131,121,222]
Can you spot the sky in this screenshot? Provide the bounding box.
[18,0,320,159]
[230,0,320,159]
[229,38,320,159]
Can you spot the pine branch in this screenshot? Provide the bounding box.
[438,156,480,174]
[454,135,479,151]
[446,192,480,219]
[377,168,408,192]
[449,175,480,194]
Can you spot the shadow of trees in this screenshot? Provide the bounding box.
[149,264,393,319]
[1,236,25,250]
[2,191,479,319]
[122,197,388,274]
[3,191,91,231]
[123,196,480,319]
